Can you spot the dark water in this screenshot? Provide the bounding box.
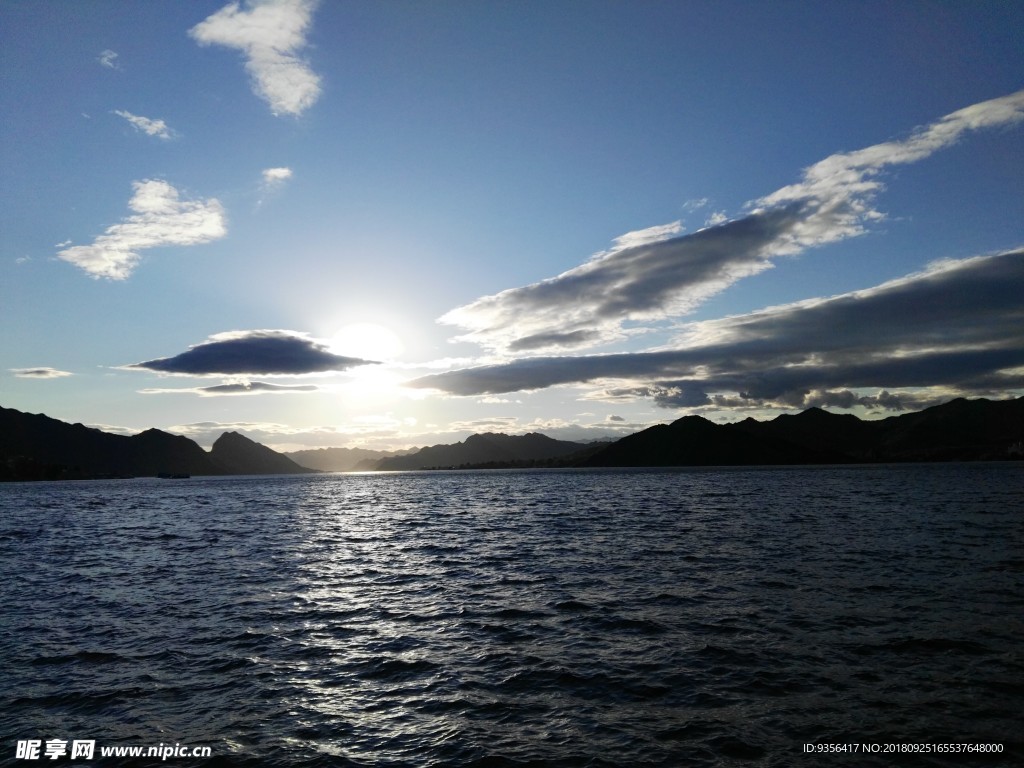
[1,465,1022,767]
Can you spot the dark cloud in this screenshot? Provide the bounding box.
[130,330,377,376]
[410,249,1024,405]
[509,329,604,352]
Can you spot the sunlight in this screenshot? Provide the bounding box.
[335,363,409,403]
[329,323,405,362]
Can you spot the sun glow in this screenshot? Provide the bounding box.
[329,323,405,362]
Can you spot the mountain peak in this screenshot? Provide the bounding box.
[210,431,312,475]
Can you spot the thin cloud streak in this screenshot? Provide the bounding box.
[10,367,74,379]
[409,249,1024,405]
[57,180,226,280]
[141,380,319,396]
[128,330,377,376]
[113,110,176,140]
[440,90,1024,355]
[189,0,321,117]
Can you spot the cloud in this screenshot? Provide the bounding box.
[439,90,1024,355]
[128,329,378,376]
[262,167,293,185]
[98,50,119,69]
[141,379,319,396]
[189,0,321,117]
[409,248,1024,406]
[10,367,74,379]
[114,110,176,140]
[57,180,226,279]
[85,423,140,436]
[446,416,520,433]
[441,212,792,353]
[642,386,949,414]
[751,90,1024,253]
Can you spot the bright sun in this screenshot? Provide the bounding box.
[329,322,405,362]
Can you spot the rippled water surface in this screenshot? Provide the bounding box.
[2,465,1022,766]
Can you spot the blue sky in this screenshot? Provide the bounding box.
[2,0,1023,451]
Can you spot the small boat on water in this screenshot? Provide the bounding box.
[156,472,191,479]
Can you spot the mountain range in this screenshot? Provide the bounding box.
[312,397,1023,470]
[0,405,312,481]
[583,396,1024,466]
[371,432,592,471]
[2,396,1021,481]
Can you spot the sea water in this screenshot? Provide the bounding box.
[1,464,1021,767]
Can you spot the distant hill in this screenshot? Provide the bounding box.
[285,445,413,472]
[582,397,1024,467]
[209,432,312,475]
[0,405,316,481]
[374,432,589,470]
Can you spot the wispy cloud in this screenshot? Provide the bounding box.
[57,180,226,280]
[410,248,1024,407]
[446,416,520,433]
[114,110,176,140]
[262,167,293,186]
[189,0,321,117]
[10,367,74,379]
[141,379,319,396]
[85,423,140,436]
[440,90,1024,356]
[97,49,119,69]
[128,330,377,376]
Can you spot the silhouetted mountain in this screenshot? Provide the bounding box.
[4,397,1020,480]
[210,431,314,475]
[285,445,413,472]
[580,414,845,467]
[724,407,878,457]
[0,406,220,479]
[868,396,1024,461]
[124,428,223,476]
[375,432,588,470]
[0,405,315,481]
[583,397,1024,467]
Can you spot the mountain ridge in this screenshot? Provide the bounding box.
[0,405,315,481]
[579,396,1024,467]
[374,431,589,471]
[3,396,1022,480]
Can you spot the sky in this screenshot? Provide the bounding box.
[2,0,1023,452]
